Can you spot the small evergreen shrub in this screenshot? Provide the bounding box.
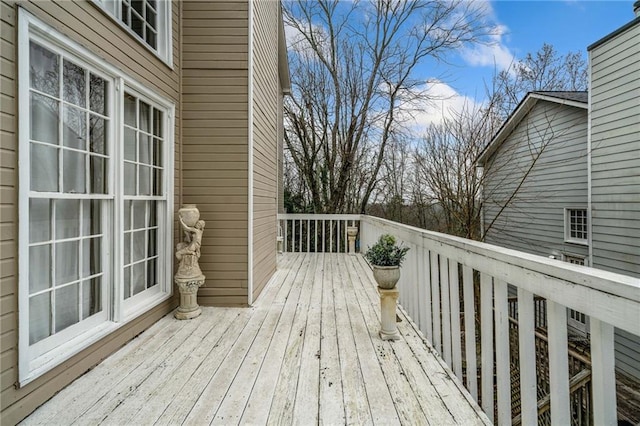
[364,234,409,267]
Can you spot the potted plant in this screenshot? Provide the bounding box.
[364,234,409,289]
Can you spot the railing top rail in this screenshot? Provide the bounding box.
[278,213,362,221]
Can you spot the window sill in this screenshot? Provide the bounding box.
[564,239,589,246]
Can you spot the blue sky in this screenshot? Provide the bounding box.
[414,0,637,125]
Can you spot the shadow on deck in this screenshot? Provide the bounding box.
[22,253,489,425]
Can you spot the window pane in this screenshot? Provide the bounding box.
[124,200,132,231]
[29,244,51,294]
[152,109,162,137]
[138,165,151,195]
[89,116,106,154]
[124,162,137,195]
[139,134,151,164]
[140,101,151,133]
[56,199,80,239]
[89,74,107,115]
[124,93,136,126]
[132,0,143,15]
[131,11,144,38]
[55,240,79,285]
[31,144,59,192]
[146,258,157,289]
[153,138,162,167]
[133,200,147,229]
[124,127,137,161]
[63,105,86,150]
[89,156,106,194]
[146,27,157,49]
[124,265,132,299]
[147,228,157,257]
[30,93,59,145]
[146,5,157,27]
[121,3,130,24]
[63,60,86,108]
[148,201,157,226]
[55,284,79,333]
[82,237,102,277]
[62,150,86,193]
[29,199,51,243]
[82,200,102,236]
[29,293,52,344]
[124,232,132,264]
[152,168,162,196]
[132,262,145,295]
[132,230,146,262]
[30,42,59,96]
[82,277,102,320]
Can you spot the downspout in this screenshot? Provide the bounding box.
[247,0,254,305]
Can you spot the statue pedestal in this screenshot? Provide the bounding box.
[175,275,205,320]
[347,226,358,255]
[378,287,401,340]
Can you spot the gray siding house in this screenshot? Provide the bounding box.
[478,13,640,382]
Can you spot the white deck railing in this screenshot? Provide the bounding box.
[278,214,360,253]
[277,214,640,425]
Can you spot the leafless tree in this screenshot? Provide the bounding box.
[283,0,495,213]
[491,43,588,119]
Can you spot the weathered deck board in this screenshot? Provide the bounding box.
[22,253,490,426]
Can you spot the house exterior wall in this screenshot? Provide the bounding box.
[0,0,181,423]
[251,0,280,301]
[483,100,589,262]
[589,20,640,278]
[181,0,250,306]
[589,18,640,380]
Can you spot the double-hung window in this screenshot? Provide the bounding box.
[564,208,588,245]
[93,0,172,66]
[19,10,174,384]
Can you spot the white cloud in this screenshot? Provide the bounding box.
[460,23,515,71]
[402,80,483,129]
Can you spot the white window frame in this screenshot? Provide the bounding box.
[562,254,590,337]
[18,9,174,385]
[564,207,588,245]
[91,0,173,68]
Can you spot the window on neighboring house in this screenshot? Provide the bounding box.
[564,208,588,244]
[563,255,589,337]
[19,10,173,384]
[93,0,172,65]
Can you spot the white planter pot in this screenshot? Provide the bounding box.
[372,265,400,289]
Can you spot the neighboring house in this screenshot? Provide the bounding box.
[478,12,640,383]
[0,0,290,423]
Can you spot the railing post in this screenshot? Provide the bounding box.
[590,318,617,425]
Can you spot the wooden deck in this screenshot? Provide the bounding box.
[22,253,489,425]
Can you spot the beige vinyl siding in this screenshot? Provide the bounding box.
[483,100,589,261]
[0,1,180,423]
[182,1,249,306]
[251,0,280,301]
[589,20,640,381]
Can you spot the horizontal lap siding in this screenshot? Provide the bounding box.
[483,101,589,261]
[251,0,279,301]
[0,1,180,423]
[590,22,640,380]
[182,1,249,306]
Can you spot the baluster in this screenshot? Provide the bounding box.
[480,272,494,423]
[494,278,511,426]
[449,259,462,382]
[430,251,441,353]
[322,220,325,253]
[517,287,538,425]
[306,219,310,253]
[284,220,288,252]
[298,219,302,253]
[547,300,570,425]
[441,257,452,366]
[314,220,318,253]
[590,318,617,425]
[462,265,477,400]
[329,219,333,253]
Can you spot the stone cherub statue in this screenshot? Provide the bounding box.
[174,205,206,320]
